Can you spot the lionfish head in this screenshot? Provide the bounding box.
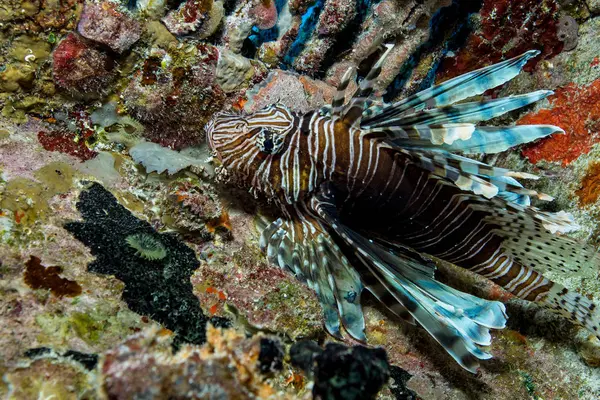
[205,104,296,171]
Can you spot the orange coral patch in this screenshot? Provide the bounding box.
[206,210,231,233]
[519,79,600,166]
[575,162,600,206]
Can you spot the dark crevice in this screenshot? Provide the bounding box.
[282,0,325,69]
[317,0,382,79]
[383,0,483,102]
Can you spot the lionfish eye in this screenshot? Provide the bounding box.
[256,128,284,155]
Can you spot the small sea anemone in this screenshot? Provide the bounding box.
[126,233,167,260]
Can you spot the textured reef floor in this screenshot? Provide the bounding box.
[2,0,600,399]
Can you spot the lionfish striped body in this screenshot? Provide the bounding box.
[206,48,600,372]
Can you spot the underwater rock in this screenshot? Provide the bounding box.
[244,69,337,114]
[436,0,564,81]
[193,243,323,340]
[129,141,204,175]
[162,0,223,37]
[250,0,278,30]
[4,358,96,399]
[215,48,260,92]
[121,45,225,149]
[290,341,390,400]
[99,326,290,399]
[52,33,115,95]
[77,1,141,53]
[556,15,579,52]
[64,182,229,346]
[161,178,227,240]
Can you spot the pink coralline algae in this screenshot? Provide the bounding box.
[77,1,141,53]
[52,33,115,94]
[250,0,279,30]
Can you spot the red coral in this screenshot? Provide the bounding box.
[437,0,563,81]
[38,130,97,161]
[519,79,600,166]
[52,33,115,94]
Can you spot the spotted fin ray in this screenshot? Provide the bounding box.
[363,50,542,124]
[365,90,553,128]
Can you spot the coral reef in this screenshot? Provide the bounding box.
[121,45,225,149]
[2,0,600,398]
[99,326,293,399]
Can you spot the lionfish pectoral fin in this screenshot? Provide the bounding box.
[258,211,366,341]
[310,189,507,373]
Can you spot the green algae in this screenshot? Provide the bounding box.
[0,65,35,92]
[0,162,77,228]
[1,177,49,226]
[70,312,104,344]
[34,161,76,195]
[145,20,177,49]
[4,359,95,400]
[8,35,51,65]
[35,306,147,348]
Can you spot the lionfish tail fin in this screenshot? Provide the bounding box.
[542,284,600,340]
[311,188,507,373]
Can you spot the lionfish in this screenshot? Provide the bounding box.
[205,47,600,372]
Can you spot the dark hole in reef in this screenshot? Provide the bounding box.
[258,338,284,373]
[24,348,99,370]
[388,365,417,400]
[64,182,229,348]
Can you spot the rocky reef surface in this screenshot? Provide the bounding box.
[2,0,600,399]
